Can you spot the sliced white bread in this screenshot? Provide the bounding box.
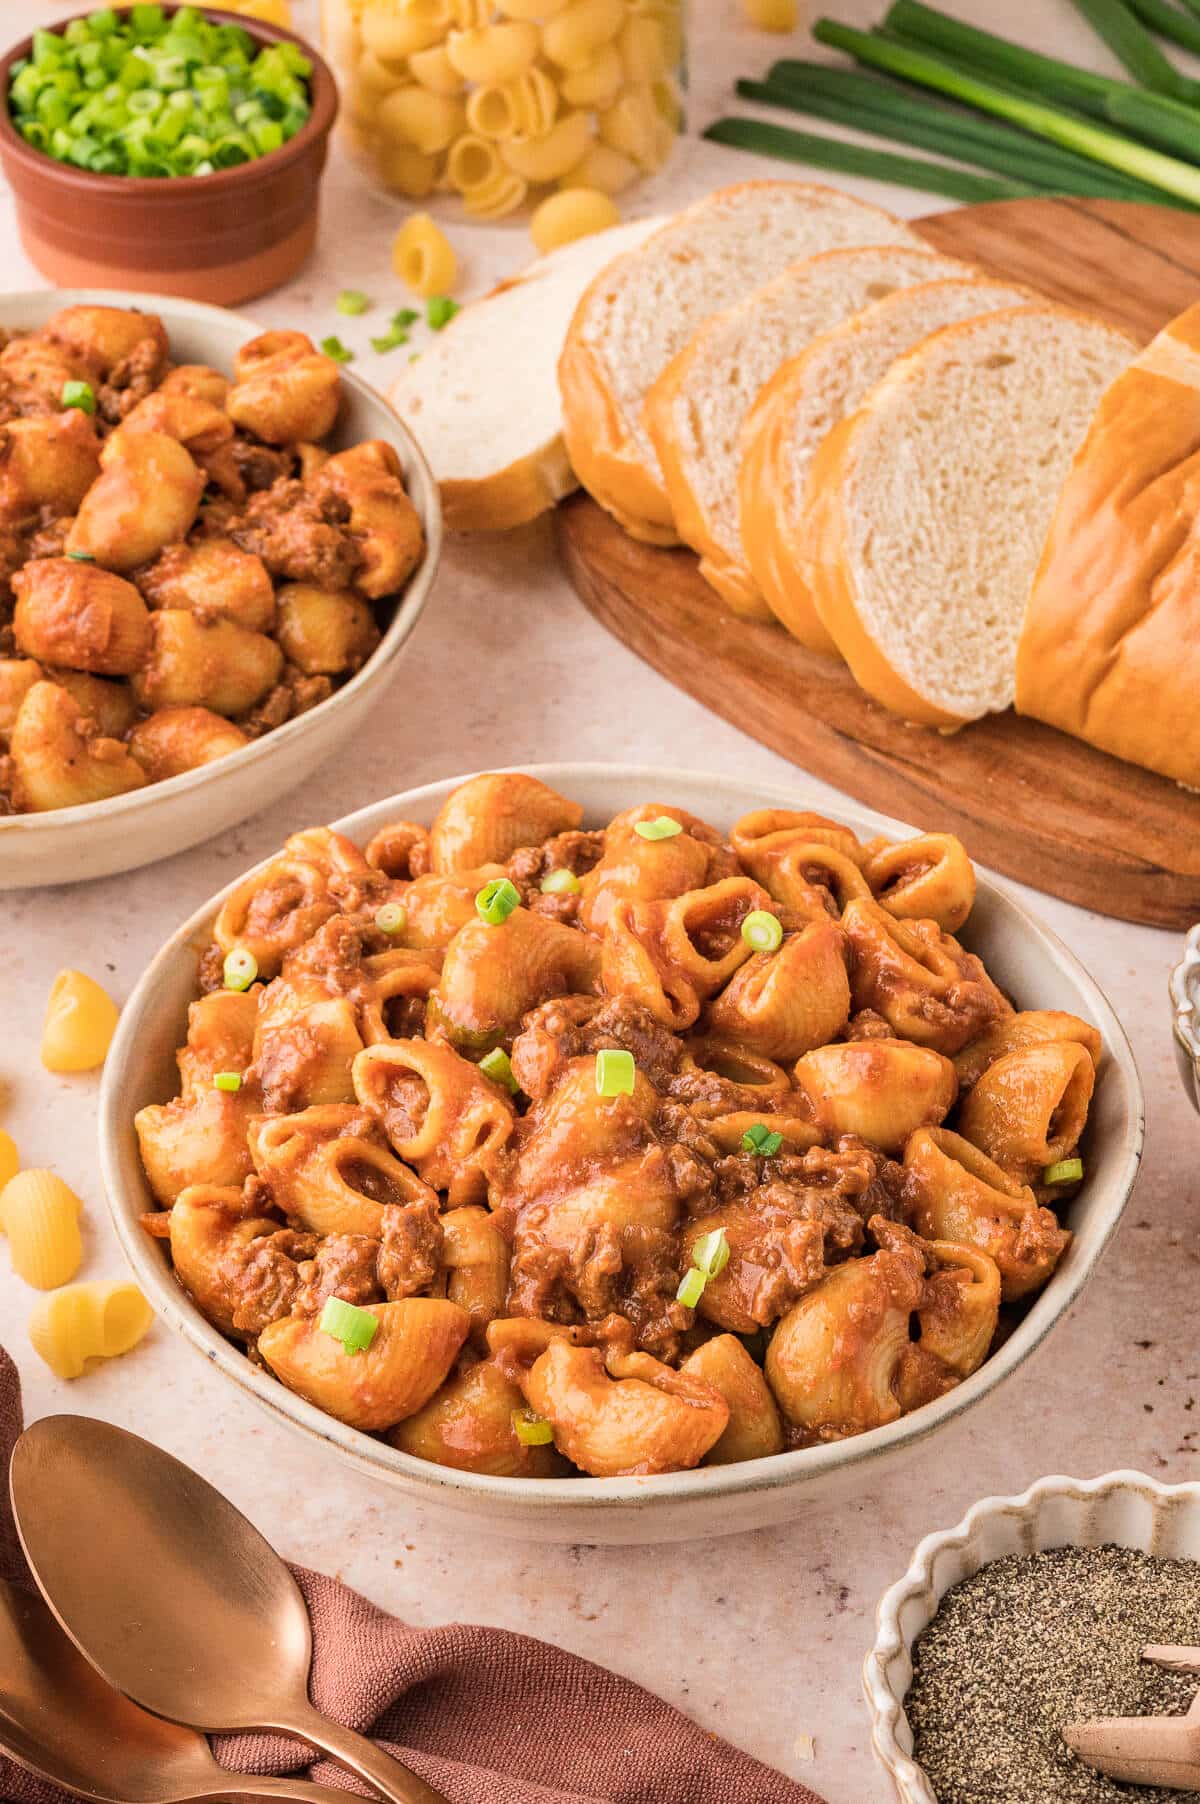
[559,180,922,546]
[800,305,1135,727]
[387,216,664,533]
[740,276,1041,652]
[645,245,976,619]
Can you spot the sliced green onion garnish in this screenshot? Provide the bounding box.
[370,326,410,354]
[480,1047,519,1095]
[634,816,683,841]
[392,307,419,329]
[676,1267,706,1308]
[222,947,258,992]
[742,1122,783,1157]
[318,1296,379,1355]
[375,903,407,936]
[691,1227,730,1281]
[475,877,520,925]
[541,868,582,896]
[426,295,460,331]
[319,335,353,364]
[66,550,96,562]
[741,910,783,954]
[1043,1156,1084,1185]
[336,288,371,315]
[595,1048,635,1097]
[512,1407,554,1446]
[213,1071,242,1093]
[61,379,95,414]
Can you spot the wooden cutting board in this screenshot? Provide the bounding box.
[555,197,1200,931]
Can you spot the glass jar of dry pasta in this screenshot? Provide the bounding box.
[319,0,685,217]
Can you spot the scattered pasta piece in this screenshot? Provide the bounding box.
[0,1169,84,1290]
[0,1131,17,1192]
[742,0,800,28]
[392,213,459,298]
[532,187,621,254]
[28,1281,154,1380]
[41,969,120,1073]
[222,0,294,23]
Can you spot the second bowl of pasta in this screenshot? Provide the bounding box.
[98,766,1144,1543]
[0,289,441,889]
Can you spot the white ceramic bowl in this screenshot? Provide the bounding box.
[0,289,442,890]
[865,1469,1200,1803]
[1170,924,1200,1114]
[98,766,1145,1545]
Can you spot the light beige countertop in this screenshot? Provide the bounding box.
[1,3,1197,1798]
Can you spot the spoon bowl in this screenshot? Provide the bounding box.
[10,1415,448,1804]
[0,1578,374,1804]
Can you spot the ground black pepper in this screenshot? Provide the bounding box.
[907,1546,1200,1803]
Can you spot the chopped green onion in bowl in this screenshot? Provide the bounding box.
[8,8,314,179]
[480,1047,519,1094]
[634,816,683,841]
[212,1070,243,1093]
[475,877,520,925]
[676,1267,706,1308]
[374,902,406,936]
[319,334,353,363]
[222,947,258,992]
[66,549,95,562]
[595,1047,636,1097]
[1043,1156,1085,1185]
[742,1122,783,1157]
[741,909,783,954]
[541,867,582,896]
[691,1227,730,1281]
[318,1296,379,1355]
[512,1407,554,1446]
[61,378,95,414]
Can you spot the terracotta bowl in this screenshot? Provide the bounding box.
[0,7,338,304]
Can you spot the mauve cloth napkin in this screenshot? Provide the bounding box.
[0,1347,822,1804]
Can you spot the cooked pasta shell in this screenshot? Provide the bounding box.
[0,1169,84,1289]
[258,1299,470,1432]
[28,1281,153,1380]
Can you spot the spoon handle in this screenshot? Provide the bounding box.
[209,1781,403,1804]
[275,1706,450,1804]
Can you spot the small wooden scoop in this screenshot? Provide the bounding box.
[1063,1647,1200,1790]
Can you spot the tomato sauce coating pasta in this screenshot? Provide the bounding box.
[137,775,1100,1480]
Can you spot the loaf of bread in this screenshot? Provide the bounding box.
[645,245,974,619]
[387,216,663,533]
[1016,300,1200,787]
[558,180,922,545]
[738,275,1040,654]
[800,305,1134,726]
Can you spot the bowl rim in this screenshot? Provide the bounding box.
[0,5,338,197]
[0,285,443,844]
[863,1467,1200,1804]
[98,763,1146,1515]
[1169,923,1200,1068]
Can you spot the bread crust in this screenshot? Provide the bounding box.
[558,313,681,545]
[803,412,968,729]
[1016,302,1200,787]
[739,358,842,655]
[437,442,577,534]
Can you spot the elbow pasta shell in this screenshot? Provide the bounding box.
[0,1170,84,1290]
[360,5,444,59]
[377,86,467,152]
[904,1126,1071,1302]
[956,1040,1095,1187]
[28,1281,153,1380]
[559,44,624,109]
[953,1008,1102,1092]
[41,968,120,1073]
[409,43,466,91]
[917,1241,1002,1378]
[542,0,626,69]
[792,1039,958,1154]
[561,142,639,194]
[258,1299,471,1432]
[500,110,594,182]
[523,1340,729,1476]
[393,212,459,296]
[0,1132,18,1192]
[531,187,620,253]
[743,0,799,26]
[618,14,669,82]
[598,84,659,166]
[446,20,540,82]
[497,0,569,14]
[377,143,444,197]
[431,772,582,871]
[467,66,559,139]
[862,833,976,934]
[680,1334,784,1465]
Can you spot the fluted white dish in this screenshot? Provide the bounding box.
[99,767,1144,1544]
[1170,924,1200,1114]
[0,288,441,890]
[865,1469,1200,1803]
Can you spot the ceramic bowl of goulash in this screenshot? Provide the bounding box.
[0,289,441,889]
[98,767,1144,1544]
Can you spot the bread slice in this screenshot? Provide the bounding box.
[387,216,664,533]
[645,246,975,619]
[1016,301,1200,788]
[801,305,1135,727]
[740,276,1040,652]
[559,181,922,546]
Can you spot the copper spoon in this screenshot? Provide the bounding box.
[10,1416,448,1804]
[0,1577,385,1804]
[1063,1646,1200,1790]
